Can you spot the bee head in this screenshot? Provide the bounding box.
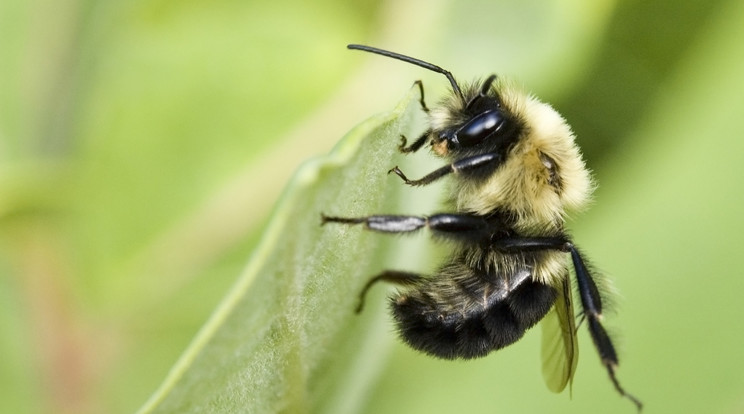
[430,75,522,157]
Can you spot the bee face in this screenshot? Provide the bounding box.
[430,78,520,158]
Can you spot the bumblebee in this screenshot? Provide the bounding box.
[322,45,641,410]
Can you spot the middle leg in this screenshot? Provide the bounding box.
[321,213,499,242]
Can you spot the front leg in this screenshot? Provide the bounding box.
[397,131,430,154]
[389,152,502,186]
[412,79,429,113]
[396,79,431,154]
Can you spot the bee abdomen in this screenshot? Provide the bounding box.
[390,280,557,360]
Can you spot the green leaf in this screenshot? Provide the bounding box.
[137,87,428,414]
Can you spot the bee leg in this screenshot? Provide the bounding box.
[389,152,502,186]
[396,80,431,154]
[412,79,429,112]
[492,237,642,411]
[356,270,423,313]
[321,214,428,233]
[567,247,643,412]
[321,213,494,242]
[398,131,430,153]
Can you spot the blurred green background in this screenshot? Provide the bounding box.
[2,0,744,413]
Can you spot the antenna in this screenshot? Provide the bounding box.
[347,44,464,102]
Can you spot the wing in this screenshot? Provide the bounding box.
[540,275,579,393]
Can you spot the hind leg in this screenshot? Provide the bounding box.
[356,270,423,313]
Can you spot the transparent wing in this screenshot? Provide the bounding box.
[540,275,579,393]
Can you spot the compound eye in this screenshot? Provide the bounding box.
[455,110,505,147]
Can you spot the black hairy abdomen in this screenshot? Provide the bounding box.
[390,259,557,360]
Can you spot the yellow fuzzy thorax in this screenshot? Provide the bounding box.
[433,83,593,234]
